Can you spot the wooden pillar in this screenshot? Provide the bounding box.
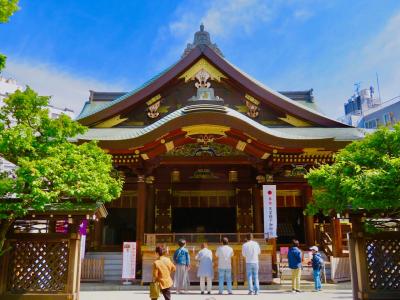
[48,219,56,233]
[349,215,361,299]
[93,218,103,250]
[252,186,263,233]
[332,218,343,257]
[0,240,10,295]
[304,186,316,246]
[145,177,155,234]
[136,175,146,273]
[232,255,238,288]
[66,232,81,300]
[271,238,277,277]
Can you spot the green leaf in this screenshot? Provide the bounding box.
[0,0,19,23]
[306,124,400,217]
[0,87,124,223]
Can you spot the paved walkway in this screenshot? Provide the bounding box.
[81,282,353,300]
[81,289,353,300]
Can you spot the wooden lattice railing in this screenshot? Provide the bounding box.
[7,239,69,293]
[365,238,400,290]
[349,216,400,300]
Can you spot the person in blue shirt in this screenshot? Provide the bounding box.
[173,239,190,294]
[309,246,324,291]
[287,239,302,293]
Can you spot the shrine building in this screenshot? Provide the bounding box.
[76,25,364,282]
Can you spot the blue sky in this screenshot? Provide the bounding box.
[1,0,400,118]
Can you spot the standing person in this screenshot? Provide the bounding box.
[309,246,324,292]
[215,237,234,295]
[242,234,261,295]
[152,246,176,300]
[195,242,213,295]
[173,239,190,294]
[288,239,302,293]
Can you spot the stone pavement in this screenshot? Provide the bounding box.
[80,282,353,300]
[80,289,353,300]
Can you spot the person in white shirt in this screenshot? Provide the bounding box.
[242,234,261,295]
[215,237,234,295]
[195,243,213,295]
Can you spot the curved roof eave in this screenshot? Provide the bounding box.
[77,105,365,149]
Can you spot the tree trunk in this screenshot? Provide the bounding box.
[0,219,13,256]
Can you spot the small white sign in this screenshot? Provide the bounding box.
[122,242,136,280]
[263,185,277,238]
[80,235,86,260]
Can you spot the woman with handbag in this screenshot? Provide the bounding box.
[152,246,176,300]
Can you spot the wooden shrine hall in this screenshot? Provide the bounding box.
[76,25,364,282]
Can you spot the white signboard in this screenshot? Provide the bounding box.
[263,185,277,238]
[80,235,86,260]
[122,242,136,280]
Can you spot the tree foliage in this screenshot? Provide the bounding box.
[0,0,19,71]
[0,0,19,23]
[0,87,123,253]
[306,125,400,216]
[0,54,5,71]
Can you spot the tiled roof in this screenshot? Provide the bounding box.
[76,62,179,120]
[77,105,366,142]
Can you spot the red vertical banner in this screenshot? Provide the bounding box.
[122,242,136,280]
[263,185,277,238]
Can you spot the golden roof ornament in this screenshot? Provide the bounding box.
[194,69,211,88]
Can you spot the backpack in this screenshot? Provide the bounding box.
[313,254,324,270]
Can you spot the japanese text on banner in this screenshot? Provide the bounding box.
[263,185,277,238]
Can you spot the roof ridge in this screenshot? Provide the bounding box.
[77,60,181,120]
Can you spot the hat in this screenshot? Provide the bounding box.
[310,246,318,252]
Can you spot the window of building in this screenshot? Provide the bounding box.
[390,112,396,124]
[365,120,372,128]
[383,112,391,125]
[365,119,378,129]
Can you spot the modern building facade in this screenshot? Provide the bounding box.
[76,25,365,281]
[359,96,400,129]
[341,85,400,128]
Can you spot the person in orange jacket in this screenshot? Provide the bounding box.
[152,246,176,300]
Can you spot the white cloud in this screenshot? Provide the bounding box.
[151,0,315,72]
[3,59,125,118]
[360,12,400,101]
[201,0,272,38]
[315,10,400,118]
[149,0,279,72]
[168,0,274,42]
[293,9,314,21]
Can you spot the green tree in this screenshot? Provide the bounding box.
[0,0,18,22]
[0,87,123,254]
[306,125,400,217]
[0,0,19,71]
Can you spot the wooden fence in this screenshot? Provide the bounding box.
[349,230,400,299]
[81,258,104,282]
[0,233,81,300]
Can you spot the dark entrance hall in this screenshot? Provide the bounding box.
[172,208,236,233]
